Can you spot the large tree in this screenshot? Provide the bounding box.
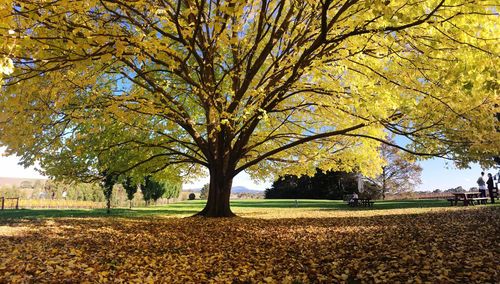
[494,106,500,165]
[365,143,422,199]
[0,1,499,216]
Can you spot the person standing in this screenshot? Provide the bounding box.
[349,192,359,207]
[486,173,495,204]
[477,172,487,198]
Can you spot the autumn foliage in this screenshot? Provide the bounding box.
[0,205,498,283]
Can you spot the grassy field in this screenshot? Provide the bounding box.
[0,199,498,283]
[0,198,485,219]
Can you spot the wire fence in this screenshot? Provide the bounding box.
[1,197,19,210]
[17,199,105,209]
[0,197,186,210]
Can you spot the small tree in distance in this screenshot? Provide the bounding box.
[122,177,138,209]
[141,176,166,206]
[365,143,422,199]
[445,186,466,193]
[101,171,117,214]
[200,184,209,200]
[163,181,181,204]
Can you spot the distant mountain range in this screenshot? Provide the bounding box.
[232,186,264,194]
[185,185,264,194]
[0,177,47,187]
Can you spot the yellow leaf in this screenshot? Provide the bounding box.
[101,53,113,62]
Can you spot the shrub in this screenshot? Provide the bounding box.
[188,193,196,200]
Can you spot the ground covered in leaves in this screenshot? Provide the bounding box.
[0,204,499,283]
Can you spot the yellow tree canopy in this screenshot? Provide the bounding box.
[0,0,498,190]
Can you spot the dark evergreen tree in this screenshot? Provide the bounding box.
[265,169,357,200]
[101,170,117,214]
[122,177,138,209]
[141,176,166,206]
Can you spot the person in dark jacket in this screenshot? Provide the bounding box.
[487,173,495,204]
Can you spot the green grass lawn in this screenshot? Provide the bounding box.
[1,198,498,219]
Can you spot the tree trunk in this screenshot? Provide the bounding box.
[382,168,387,200]
[195,168,235,217]
[129,200,132,209]
[106,198,111,214]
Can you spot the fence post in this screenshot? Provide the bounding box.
[15,198,19,210]
[1,197,4,210]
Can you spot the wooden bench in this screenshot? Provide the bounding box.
[447,198,484,206]
[348,198,374,207]
[361,199,374,207]
[453,197,488,206]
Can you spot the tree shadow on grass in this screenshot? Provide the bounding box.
[333,199,454,211]
[340,199,499,211]
[0,208,200,220]
[230,199,456,211]
[230,199,342,209]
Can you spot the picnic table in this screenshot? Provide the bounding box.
[448,192,487,206]
[348,198,374,207]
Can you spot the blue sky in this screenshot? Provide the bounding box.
[416,159,495,191]
[1,147,497,191]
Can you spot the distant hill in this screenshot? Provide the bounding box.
[184,185,263,194]
[0,177,47,187]
[231,186,263,194]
